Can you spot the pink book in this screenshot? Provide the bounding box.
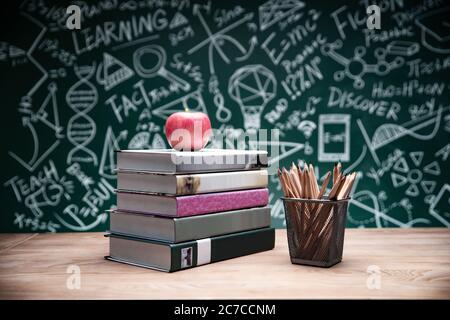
[116,188,269,217]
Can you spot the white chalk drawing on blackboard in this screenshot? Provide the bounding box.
[96,52,134,91]
[188,5,255,74]
[25,176,73,218]
[415,6,450,54]
[435,143,450,161]
[318,114,350,162]
[297,120,316,139]
[111,34,160,51]
[228,65,276,130]
[209,75,232,123]
[378,194,416,228]
[386,40,420,56]
[66,64,98,166]
[0,41,26,65]
[133,45,191,91]
[258,0,305,31]
[54,210,108,232]
[321,40,404,89]
[343,145,367,175]
[152,89,207,120]
[152,133,166,149]
[349,173,431,228]
[429,184,450,227]
[170,11,189,29]
[66,163,94,190]
[20,12,48,97]
[9,83,63,172]
[99,126,128,179]
[390,153,439,197]
[357,106,445,166]
[128,132,150,149]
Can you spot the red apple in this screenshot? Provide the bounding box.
[165,111,212,151]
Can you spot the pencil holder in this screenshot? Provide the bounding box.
[281,197,350,268]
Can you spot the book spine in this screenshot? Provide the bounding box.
[175,188,269,217]
[174,207,271,243]
[170,228,275,271]
[175,170,268,195]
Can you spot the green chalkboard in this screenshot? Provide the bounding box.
[1,0,449,232]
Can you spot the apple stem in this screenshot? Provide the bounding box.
[184,106,190,112]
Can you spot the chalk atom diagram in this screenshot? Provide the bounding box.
[321,40,404,89]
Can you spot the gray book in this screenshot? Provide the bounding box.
[109,206,271,243]
[116,149,268,173]
[116,169,268,195]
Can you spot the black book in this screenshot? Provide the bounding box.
[105,227,275,272]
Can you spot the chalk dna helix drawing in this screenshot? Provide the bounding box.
[66,64,98,166]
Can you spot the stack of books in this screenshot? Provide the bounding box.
[105,149,275,272]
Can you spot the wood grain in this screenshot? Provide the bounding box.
[0,229,449,299]
[0,233,37,252]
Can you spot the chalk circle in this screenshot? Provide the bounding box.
[346,59,365,77]
[407,169,423,184]
[394,57,404,67]
[334,39,343,48]
[354,78,364,89]
[321,43,332,55]
[354,46,366,57]
[133,45,165,78]
[334,70,345,81]
[375,61,390,76]
[374,47,386,59]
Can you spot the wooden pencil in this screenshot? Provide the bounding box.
[277,162,353,263]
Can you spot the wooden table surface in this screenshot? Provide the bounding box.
[0,228,449,299]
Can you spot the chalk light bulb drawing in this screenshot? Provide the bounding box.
[228,65,276,131]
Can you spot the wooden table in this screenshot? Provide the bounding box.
[0,229,449,299]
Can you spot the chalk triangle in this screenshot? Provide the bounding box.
[103,53,134,91]
[36,83,63,137]
[394,157,409,173]
[100,127,126,179]
[139,108,152,121]
[151,133,166,149]
[405,184,420,197]
[169,12,188,29]
[391,172,408,188]
[409,151,424,167]
[423,161,440,175]
[420,180,436,194]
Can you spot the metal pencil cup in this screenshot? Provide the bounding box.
[282,197,350,268]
